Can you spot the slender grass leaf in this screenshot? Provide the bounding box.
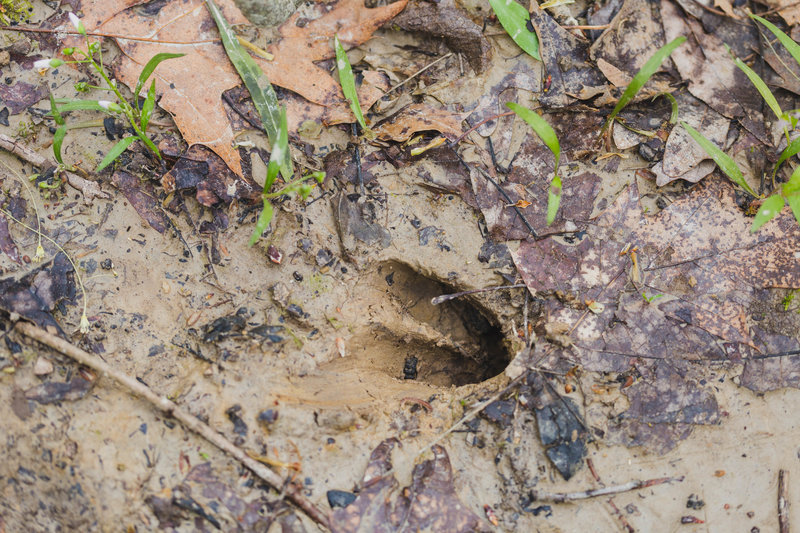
[140,134,161,160]
[53,125,66,165]
[141,79,156,132]
[728,45,783,120]
[751,193,784,232]
[786,192,800,224]
[488,0,540,61]
[784,165,800,195]
[49,93,64,126]
[335,35,369,132]
[53,100,111,113]
[249,200,274,246]
[603,36,686,131]
[205,0,291,178]
[507,102,560,172]
[133,52,184,97]
[750,14,800,68]
[653,92,679,123]
[96,136,137,171]
[774,136,800,178]
[264,107,288,194]
[547,175,562,225]
[681,121,756,196]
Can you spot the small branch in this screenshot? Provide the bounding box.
[382,52,452,97]
[14,321,331,530]
[779,469,789,533]
[447,147,538,238]
[431,283,526,305]
[0,25,220,45]
[0,133,109,203]
[560,24,611,30]
[531,476,684,503]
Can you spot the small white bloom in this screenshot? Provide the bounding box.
[68,12,81,29]
[79,313,90,334]
[33,58,63,74]
[68,12,86,35]
[97,100,113,110]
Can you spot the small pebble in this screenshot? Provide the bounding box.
[33,357,54,376]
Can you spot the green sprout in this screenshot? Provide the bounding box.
[602,36,686,132]
[641,292,664,304]
[488,0,540,61]
[507,102,561,225]
[247,107,325,246]
[0,0,31,25]
[42,13,183,172]
[683,17,800,232]
[335,34,373,136]
[204,0,292,178]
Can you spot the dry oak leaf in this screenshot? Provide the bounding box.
[512,176,800,356]
[72,0,408,176]
[373,103,464,142]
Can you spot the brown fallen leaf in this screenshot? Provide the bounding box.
[661,0,768,143]
[330,438,488,533]
[511,175,800,451]
[472,111,603,241]
[761,0,800,25]
[72,0,408,176]
[373,103,464,142]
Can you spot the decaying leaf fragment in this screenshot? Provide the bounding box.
[330,438,488,533]
[72,0,408,176]
[511,176,800,451]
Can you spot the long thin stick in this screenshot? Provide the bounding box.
[0,25,220,45]
[779,469,789,533]
[382,52,452,97]
[530,476,683,503]
[0,133,109,202]
[14,321,331,530]
[431,283,526,305]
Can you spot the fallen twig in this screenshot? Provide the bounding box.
[779,469,789,533]
[530,475,684,504]
[431,283,526,305]
[14,321,331,530]
[0,133,109,203]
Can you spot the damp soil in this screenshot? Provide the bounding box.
[2,2,800,532]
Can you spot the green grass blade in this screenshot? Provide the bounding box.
[204,0,291,178]
[141,79,156,132]
[264,107,288,194]
[751,193,784,232]
[96,136,137,172]
[133,52,184,97]
[603,36,686,131]
[783,165,800,195]
[547,175,562,225]
[774,136,800,178]
[53,124,67,165]
[786,192,800,225]
[249,200,274,246]
[728,45,783,120]
[653,92,679,123]
[750,14,800,67]
[49,93,64,126]
[53,100,111,113]
[335,35,368,131]
[507,102,560,172]
[488,0,540,61]
[681,121,756,196]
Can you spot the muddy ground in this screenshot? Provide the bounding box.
[1,0,800,532]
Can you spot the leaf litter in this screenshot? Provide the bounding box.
[2,0,800,531]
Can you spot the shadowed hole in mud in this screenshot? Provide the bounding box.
[337,262,510,388]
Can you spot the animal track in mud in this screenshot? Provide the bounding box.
[331,261,511,388]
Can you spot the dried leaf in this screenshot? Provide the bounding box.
[74,0,407,176]
[511,176,800,450]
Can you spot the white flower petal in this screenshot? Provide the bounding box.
[68,12,81,30]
